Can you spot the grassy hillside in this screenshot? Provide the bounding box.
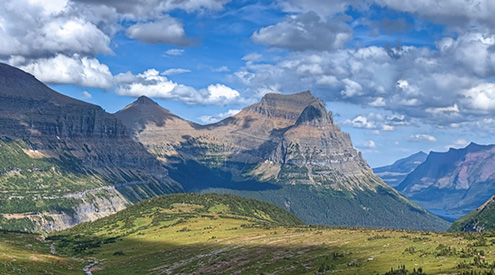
[0,139,116,231]
[40,193,495,274]
[449,196,495,232]
[0,230,81,274]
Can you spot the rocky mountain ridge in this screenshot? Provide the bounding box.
[116,93,450,231]
[0,63,182,231]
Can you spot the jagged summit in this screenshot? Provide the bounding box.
[245,91,320,121]
[115,95,199,136]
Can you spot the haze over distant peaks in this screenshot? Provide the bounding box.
[398,143,495,218]
[373,151,428,187]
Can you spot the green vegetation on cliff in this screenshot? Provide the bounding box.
[449,196,495,232]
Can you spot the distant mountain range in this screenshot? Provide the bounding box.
[373,151,427,187]
[397,143,495,220]
[115,93,449,231]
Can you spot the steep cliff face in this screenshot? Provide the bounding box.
[116,92,450,231]
[398,143,495,217]
[0,63,182,232]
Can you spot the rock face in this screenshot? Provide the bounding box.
[0,63,182,231]
[449,195,495,232]
[373,152,427,187]
[116,92,450,231]
[398,143,495,218]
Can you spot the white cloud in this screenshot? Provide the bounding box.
[361,140,376,148]
[164,49,184,56]
[343,112,409,131]
[408,134,437,142]
[463,83,495,112]
[114,69,242,105]
[18,54,113,88]
[341,78,363,97]
[369,97,386,107]
[161,68,191,75]
[252,11,352,51]
[81,90,92,99]
[126,16,191,46]
[242,53,263,62]
[0,1,112,58]
[198,109,241,124]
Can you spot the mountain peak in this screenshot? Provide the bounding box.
[135,95,159,105]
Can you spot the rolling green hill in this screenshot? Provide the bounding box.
[39,193,492,274]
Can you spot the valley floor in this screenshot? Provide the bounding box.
[39,215,495,274]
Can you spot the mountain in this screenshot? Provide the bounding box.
[0,63,182,231]
[116,92,449,231]
[397,143,495,219]
[449,195,495,232]
[373,151,427,187]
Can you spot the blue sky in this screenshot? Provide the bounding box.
[2,0,495,167]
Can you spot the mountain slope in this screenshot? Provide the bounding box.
[449,195,495,232]
[116,92,449,231]
[398,143,495,218]
[0,63,182,231]
[373,151,427,187]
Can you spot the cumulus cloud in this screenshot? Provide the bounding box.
[81,91,92,99]
[233,30,495,127]
[463,83,495,113]
[114,69,242,105]
[408,134,437,142]
[343,113,411,131]
[0,0,112,58]
[16,54,113,88]
[252,11,352,51]
[198,109,241,124]
[126,16,192,46]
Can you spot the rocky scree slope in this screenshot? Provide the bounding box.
[116,92,449,231]
[0,63,182,232]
